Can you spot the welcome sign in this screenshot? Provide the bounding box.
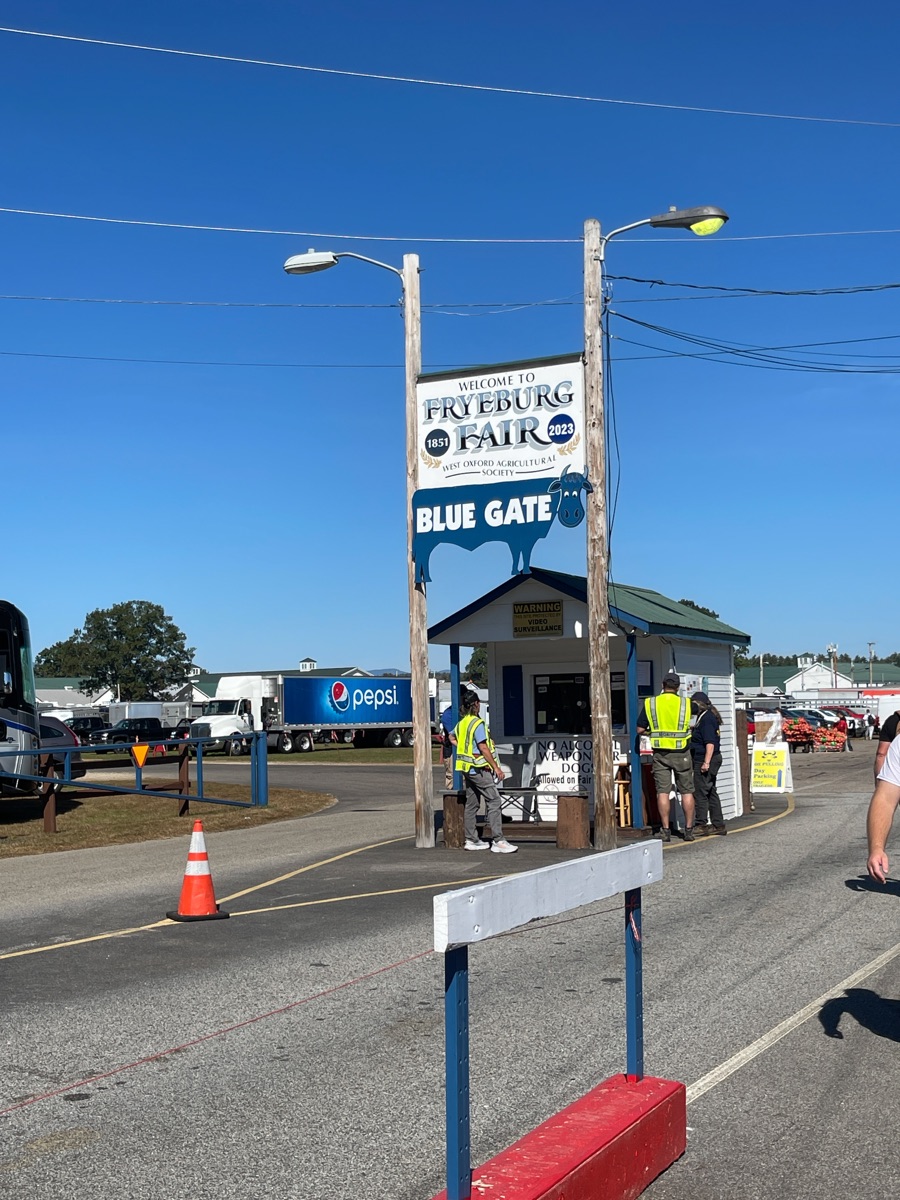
[416,353,585,489]
[412,354,590,580]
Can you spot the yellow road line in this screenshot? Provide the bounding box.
[229,876,499,917]
[1,801,795,959]
[217,835,412,903]
[664,794,794,848]
[0,920,172,960]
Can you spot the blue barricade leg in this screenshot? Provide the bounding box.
[445,945,471,1200]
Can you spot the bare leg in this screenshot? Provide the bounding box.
[656,792,671,829]
[682,792,696,828]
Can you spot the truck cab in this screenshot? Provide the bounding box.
[190,698,254,755]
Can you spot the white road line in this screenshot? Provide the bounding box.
[687,939,900,1104]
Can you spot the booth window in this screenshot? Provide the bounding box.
[533,674,591,735]
[533,671,627,734]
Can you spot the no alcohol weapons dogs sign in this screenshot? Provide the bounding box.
[413,354,589,581]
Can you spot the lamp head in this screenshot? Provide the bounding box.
[648,205,729,236]
[283,249,340,275]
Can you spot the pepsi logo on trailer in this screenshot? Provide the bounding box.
[282,676,413,727]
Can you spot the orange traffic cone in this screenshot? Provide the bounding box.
[166,820,229,921]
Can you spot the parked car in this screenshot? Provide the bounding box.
[65,715,109,744]
[39,715,87,778]
[91,717,173,753]
[781,708,829,728]
[820,706,866,736]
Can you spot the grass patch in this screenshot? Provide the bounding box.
[269,744,442,765]
[0,781,334,858]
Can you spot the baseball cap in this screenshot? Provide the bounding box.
[691,691,710,706]
[662,672,680,689]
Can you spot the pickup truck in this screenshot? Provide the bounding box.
[90,717,174,752]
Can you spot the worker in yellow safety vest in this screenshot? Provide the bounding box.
[453,691,517,854]
[636,671,696,843]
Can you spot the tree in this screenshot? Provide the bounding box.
[465,645,488,688]
[34,633,91,678]
[679,598,720,620]
[35,601,195,700]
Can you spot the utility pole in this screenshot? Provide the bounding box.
[827,643,838,689]
[759,653,764,690]
[402,253,435,849]
[868,642,876,687]
[583,218,615,852]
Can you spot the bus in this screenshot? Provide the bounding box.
[0,600,39,795]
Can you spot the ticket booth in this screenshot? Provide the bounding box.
[429,567,751,829]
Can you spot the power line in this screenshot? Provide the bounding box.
[0,291,580,314]
[0,349,404,368]
[608,274,900,298]
[2,25,897,128]
[0,205,579,244]
[609,312,900,373]
[6,204,900,247]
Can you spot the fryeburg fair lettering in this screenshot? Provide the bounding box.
[421,371,574,453]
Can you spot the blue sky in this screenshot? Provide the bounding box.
[3,2,899,671]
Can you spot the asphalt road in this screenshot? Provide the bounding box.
[2,745,898,1199]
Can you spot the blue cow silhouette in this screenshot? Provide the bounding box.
[548,466,593,526]
[412,467,593,584]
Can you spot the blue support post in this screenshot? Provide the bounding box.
[627,631,644,828]
[254,729,269,807]
[450,645,461,792]
[445,944,471,1200]
[624,887,644,1081]
[196,740,204,801]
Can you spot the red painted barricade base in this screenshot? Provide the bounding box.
[433,1074,686,1200]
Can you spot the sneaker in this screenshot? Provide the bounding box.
[711,825,727,836]
[683,826,696,842]
[464,838,490,851]
[659,827,671,843]
[694,823,710,836]
[490,838,518,854]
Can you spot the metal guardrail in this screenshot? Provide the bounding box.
[0,729,269,834]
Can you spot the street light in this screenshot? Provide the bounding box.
[584,205,729,851]
[284,247,435,848]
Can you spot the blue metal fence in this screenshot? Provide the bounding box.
[1,729,269,810]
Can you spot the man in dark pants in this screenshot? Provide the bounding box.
[690,691,726,835]
[636,672,696,842]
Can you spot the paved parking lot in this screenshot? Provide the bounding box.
[2,744,897,1199]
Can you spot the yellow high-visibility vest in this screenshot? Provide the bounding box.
[643,692,691,750]
[454,714,490,773]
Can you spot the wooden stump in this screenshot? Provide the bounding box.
[557,793,590,850]
[442,791,466,848]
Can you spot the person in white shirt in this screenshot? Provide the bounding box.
[866,735,900,882]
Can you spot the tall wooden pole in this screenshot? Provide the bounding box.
[584,219,616,851]
[404,253,435,847]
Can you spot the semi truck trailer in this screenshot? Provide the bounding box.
[190,674,416,754]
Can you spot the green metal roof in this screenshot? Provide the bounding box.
[429,566,750,645]
[735,662,900,690]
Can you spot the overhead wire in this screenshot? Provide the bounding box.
[8,205,900,245]
[2,25,897,127]
[609,311,900,373]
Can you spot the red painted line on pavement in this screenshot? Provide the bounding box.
[0,948,433,1118]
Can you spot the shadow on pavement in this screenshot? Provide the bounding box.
[818,988,900,1042]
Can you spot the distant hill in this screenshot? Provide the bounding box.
[369,667,411,677]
